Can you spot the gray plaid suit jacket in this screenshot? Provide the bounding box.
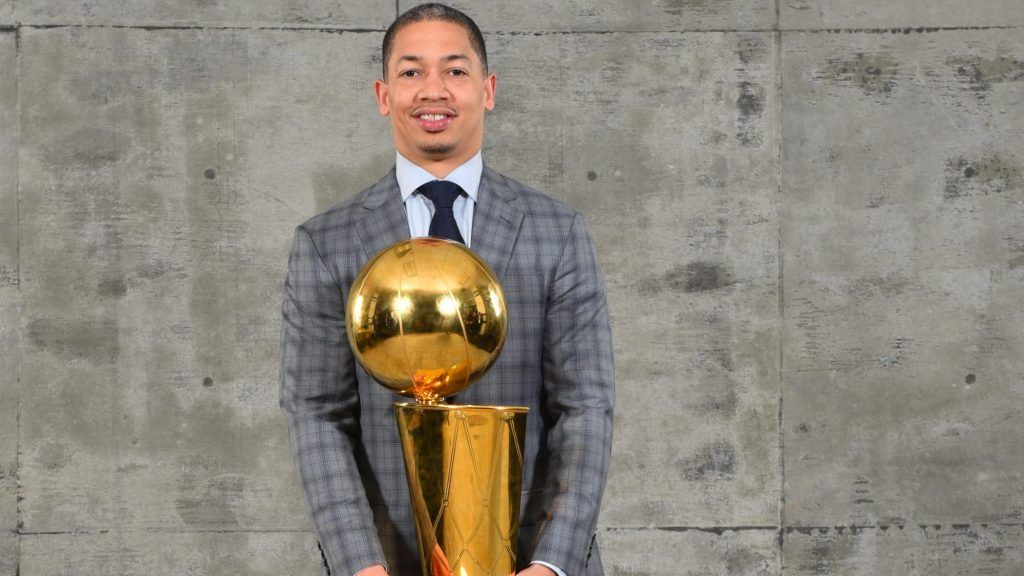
[280,165,614,576]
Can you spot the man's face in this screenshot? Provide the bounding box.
[375,20,496,168]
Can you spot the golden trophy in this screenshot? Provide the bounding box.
[346,237,527,576]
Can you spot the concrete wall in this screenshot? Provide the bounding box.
[2,1,1021,574]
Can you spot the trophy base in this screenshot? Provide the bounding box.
[395,403,529,576]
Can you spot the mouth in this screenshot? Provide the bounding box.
[414,111,455,132]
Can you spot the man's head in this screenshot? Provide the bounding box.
[375,4,496,174]
[382,3,488,78]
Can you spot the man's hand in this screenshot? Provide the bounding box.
[355,565,388,576]
[517,564,556,576]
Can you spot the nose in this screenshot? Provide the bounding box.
[419,71,449,100]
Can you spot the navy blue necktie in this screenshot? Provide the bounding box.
[418,180,465,244]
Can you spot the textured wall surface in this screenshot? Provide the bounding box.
[1,27,20,576]
[1,1,1022,575]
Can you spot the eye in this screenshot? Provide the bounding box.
[448,68,469,77]
[398,69,419,78]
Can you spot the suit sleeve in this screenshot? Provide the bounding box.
[533,212,615,575]
[279,225,386,576]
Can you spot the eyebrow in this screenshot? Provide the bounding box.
[395,54,472,66]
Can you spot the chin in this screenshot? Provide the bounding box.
[417,142,457,156]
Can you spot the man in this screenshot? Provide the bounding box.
[279,4,614,576]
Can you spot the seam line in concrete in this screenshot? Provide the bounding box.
[19,523,1024,537]
[14,21,22,576]
[19,23,386,33]
[774,21,786,575]
[784,522,1024,533]
[625,526,779,534]
[9,23,1023,34]
[603,522,1024,532]
[604,526,776,531]
[20,528,316,536]
[779,25,1024,33]
[486,26,1023,34]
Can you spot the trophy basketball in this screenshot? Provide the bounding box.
[345,237,527,576]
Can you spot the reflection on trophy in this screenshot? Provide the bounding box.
[346,237,527,576]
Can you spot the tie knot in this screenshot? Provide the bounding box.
[418,180,462,210]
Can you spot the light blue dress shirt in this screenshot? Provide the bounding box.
[394,151,570,576]
[396,151,480,247]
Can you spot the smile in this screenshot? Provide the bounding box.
[414,112,455,132]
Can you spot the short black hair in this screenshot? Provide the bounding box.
[381,3,488,78]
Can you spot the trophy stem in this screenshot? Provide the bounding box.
[395,403,528,576]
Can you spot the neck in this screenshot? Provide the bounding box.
[398,147,480,180]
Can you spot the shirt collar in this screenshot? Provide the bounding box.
[396,151,482,203]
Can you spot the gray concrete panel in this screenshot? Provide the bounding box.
[0,2,10,25]
[19,531,320,575]
[0,30,17,576]
[600,527,779,575]
[784,524,1024,575]
[781,1,1024,30]
[0,538,12,576]
[484,32,781,527]
[400,0,776,32]
[782,30,1024,526]
[0,291,17,576]
[17,26,390,532]
[17,1,393,28]
[0,535,12,576]
[0,535,13,576]
[0,31,14,286]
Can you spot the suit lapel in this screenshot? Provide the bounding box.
[355,167,411,259]
[471,166,524,281]
[354,164,525,279]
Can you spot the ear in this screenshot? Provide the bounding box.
[374,79,391,116]
[483,73,496,111]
